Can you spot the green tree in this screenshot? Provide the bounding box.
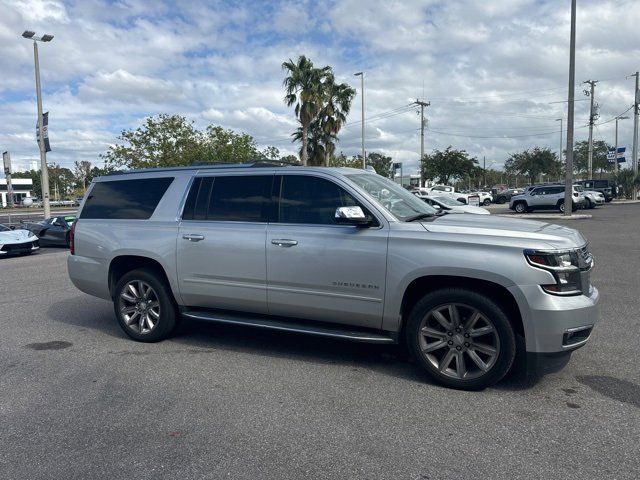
[279,154,300,165]
[504,147,561,184]
[611,169,640,199]
[48,163,75,199]
[329,152,361,168]
[571,140,611,177]
[102,114,202,169]
[292,120,326,166]
[421,147,478,185]
[366,152,393,178]
[199,125,262,164]
[318,73,355,166]
[282,56,330,166]
[73,160,94,192]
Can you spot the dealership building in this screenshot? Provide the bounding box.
[0,178,33,207]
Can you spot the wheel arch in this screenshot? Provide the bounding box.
[397,275,525,340]
[108,255,178,304]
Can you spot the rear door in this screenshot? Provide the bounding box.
[176,174,273,314]
[266,173,388,329]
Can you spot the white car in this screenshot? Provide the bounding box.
[423,185,471,204]
[0,225,40,256]
[471,191,493,206]
[418,195,491,215]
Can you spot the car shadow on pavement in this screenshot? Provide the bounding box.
[47,295,125,339]
[47,297,542,390]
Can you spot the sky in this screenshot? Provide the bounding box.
[0,0,639,174]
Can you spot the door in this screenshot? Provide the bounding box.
[177,174,273,314]
[266,174,388,329]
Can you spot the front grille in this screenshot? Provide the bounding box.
[1,241,34,253]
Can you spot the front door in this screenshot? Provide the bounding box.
[177,174,273,314]
[266,174,388,329]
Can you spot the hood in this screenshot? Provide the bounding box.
[422,213,586,250]
[453,205,490,215]
[0,229,35,243]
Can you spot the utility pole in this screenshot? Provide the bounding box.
[354,72,365,168]
[483,156,486,187]
[414,99,430,165]
[564,0,577,217]
[632,72,639,200]
[583,79,598,179]
[2,152,14,208]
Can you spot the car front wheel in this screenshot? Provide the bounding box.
[114,268,176,342]
[483,198,491,206]
[405,288,516,390]
[514,202,527,214]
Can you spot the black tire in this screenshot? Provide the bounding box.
[65,232,71,248]
[514,202,527,214]
[558,201,565,213]
[113,268,176,342]
[483,198,491,206]
[497,196,507,204]
[587,199,595,209]
[405,288,516,390]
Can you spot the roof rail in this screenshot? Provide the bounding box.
[106,160,301,175]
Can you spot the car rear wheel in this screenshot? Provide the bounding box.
[114,268,176,342]
[405,288,516,390]
[514,202,527,214]
[497,196,507,204]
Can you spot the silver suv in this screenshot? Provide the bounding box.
[509,185,585,213]
[68,165,599,390]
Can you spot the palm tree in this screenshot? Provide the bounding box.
[318,74,356,167]
[282,56,330,166]
[292,120,326,166]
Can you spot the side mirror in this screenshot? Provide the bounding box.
[335,206,373,227]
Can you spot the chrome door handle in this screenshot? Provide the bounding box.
[183,234,205,242]
[271,239,298,247]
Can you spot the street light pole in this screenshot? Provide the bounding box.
[354,72,365,169]
[556,118,563,163]
[632,72,639,200]
[23,30,54,219]
[564,0,576,217]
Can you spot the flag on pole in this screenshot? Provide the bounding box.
[36,111,51,152]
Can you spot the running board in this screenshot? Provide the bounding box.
[181,309,396,344]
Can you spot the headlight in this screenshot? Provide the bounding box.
[524,249,583,296]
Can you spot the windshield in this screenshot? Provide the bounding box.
[346,173,437,221]
[433,196,463,206]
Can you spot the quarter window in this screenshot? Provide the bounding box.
[81,177,174,220]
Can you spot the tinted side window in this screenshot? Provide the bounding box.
[551,186,564,194]
[82,177,174,219]
[278,175,359,225]
[182,175,272,222]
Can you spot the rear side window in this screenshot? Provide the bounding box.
[81,177,174,219]
[277,175,360,225]
[182,175,273,222]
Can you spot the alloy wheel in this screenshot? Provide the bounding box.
[418,303,501,380]
[118,280,161,334]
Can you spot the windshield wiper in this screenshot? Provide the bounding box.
[405,213,435,222]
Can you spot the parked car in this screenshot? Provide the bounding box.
[419,195,490,214]
[472,191,493,206]
[573,184,605,209]
[575,179,615,202]
[22,215,76,247]
[68,165,598,390]
[423,185,471,204]
[509,185,585,213]
[0,224,39,256]
[492,188,524,204]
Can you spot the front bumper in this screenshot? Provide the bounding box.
[0,240,40,255]
[508,284,599,353]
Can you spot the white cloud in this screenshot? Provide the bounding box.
[0,0,638,175]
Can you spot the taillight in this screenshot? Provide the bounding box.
[70,219,77,255]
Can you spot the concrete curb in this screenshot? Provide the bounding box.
[608,200,640,205]
[498,213,592,220]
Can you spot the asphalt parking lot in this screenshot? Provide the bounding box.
[1,205,639,480]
